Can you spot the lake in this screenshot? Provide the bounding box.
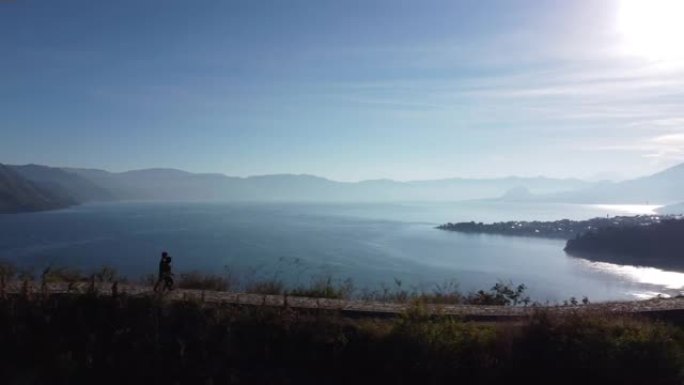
[0,201,681,302]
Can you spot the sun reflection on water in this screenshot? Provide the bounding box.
[577,204,681,299]
[580,260,684,298]
[590,204,662,216]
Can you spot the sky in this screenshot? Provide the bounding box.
[2,0,684,182]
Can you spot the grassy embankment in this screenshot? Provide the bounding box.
[0,262,683,384]
[2,262,533,305]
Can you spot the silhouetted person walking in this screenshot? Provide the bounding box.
[154,251,174,292]
[162,256,174,290]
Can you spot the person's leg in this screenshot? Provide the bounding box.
[165,275,173,291]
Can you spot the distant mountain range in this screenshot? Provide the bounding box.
[0,164,75,213]
[1,162,684,213]
[658,202,684,215]
[43,165,595,203]
[538,163,684,205]
[10,164,115,202]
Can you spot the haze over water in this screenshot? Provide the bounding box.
[0,201,680,302]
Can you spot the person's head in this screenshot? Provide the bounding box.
[162,251,168,258]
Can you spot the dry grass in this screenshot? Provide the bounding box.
[0,291,681,385]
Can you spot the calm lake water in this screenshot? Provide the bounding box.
[0,201,681,302]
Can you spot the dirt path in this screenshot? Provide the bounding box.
[5,281,684,321]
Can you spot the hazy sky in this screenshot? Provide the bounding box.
[2,0,684,181]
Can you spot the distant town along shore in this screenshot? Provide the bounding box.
[438,215,684,271]
[436,215,673,240]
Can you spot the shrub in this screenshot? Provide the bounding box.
[177,271,237,292]
[92,265,119,283]
[0,261,16,281]
[245,279,285,295]
[290,276,354,299]
[466,281,530,306]
[0,293,682,384]
[508,310,684,383]
[42,266,85,283]
[417,279,463,304]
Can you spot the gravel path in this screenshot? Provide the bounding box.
[4,281,684,320]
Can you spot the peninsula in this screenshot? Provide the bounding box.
[438,215,684,271]
[565,218,684,270]
[436,215,670,240]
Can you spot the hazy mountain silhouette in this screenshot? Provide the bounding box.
[658,202,684,215]
[0,164,75,213]
[617,163,684,203]
[496,186,536,202]
[542,162,684,204]
[5,162,683,208]
[63,167,593,202]
[9,164,115,202]
[63,168,237,201]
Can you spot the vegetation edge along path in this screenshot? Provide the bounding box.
[5,281,684,321]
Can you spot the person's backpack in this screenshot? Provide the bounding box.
[162,257,172,273]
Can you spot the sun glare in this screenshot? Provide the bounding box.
[618,0,684,61]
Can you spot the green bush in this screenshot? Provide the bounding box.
[466,281,530,306]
